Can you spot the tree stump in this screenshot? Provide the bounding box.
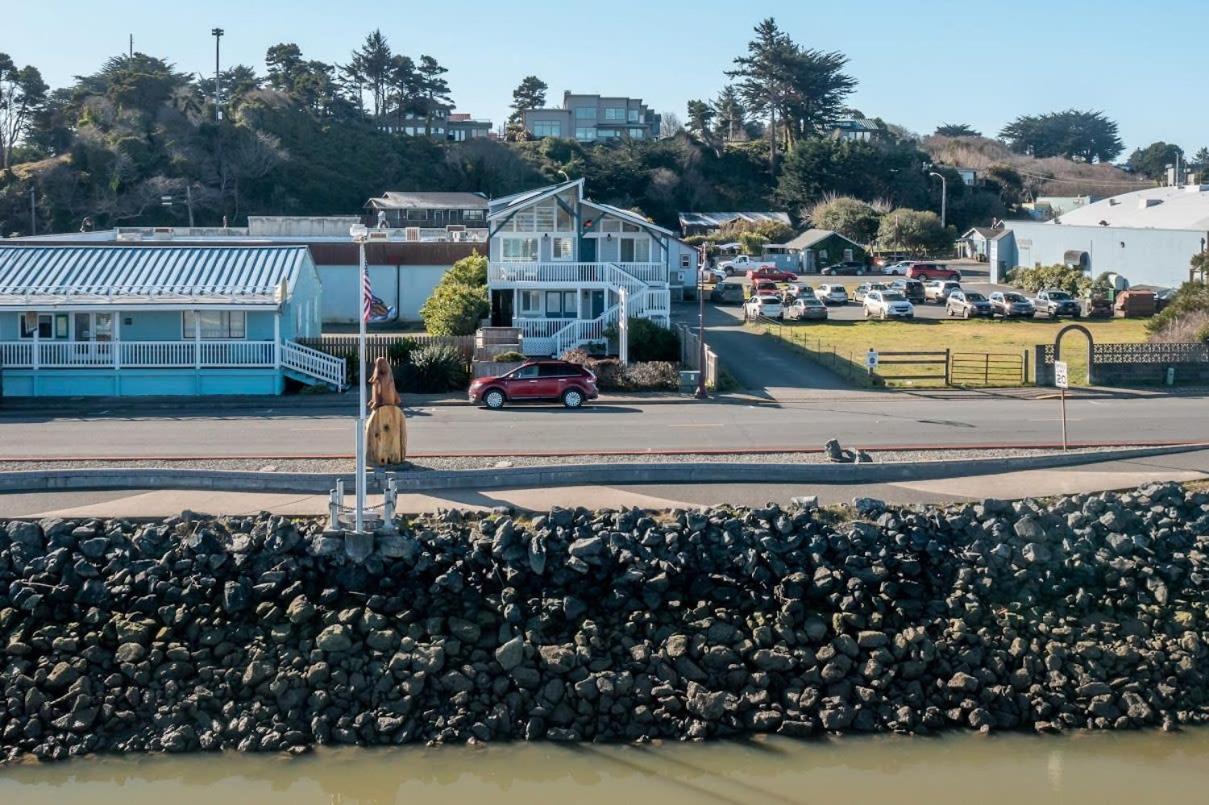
[366,405,406,466]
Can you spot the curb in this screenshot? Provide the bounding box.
[0,444,1202,496]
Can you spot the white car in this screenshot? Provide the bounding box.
[881,261,915,276]
[744,294,784,320]
[815,284,849,306]
[863,289,915,320]
[699,266,727,284]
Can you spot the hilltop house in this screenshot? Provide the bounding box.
[0,245,343,397]
[486,179,697,356]
[522,93,660,142]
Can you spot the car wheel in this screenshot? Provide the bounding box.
[483,389,505,410]
[562,389,585,409]
[880,310,888,321]
[963,308,971,319]
[863,307,870,319]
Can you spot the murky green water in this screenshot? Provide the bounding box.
[2,729,1207,804]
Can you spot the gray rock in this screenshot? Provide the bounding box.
[496,636,525,671]
[316,625,353,653]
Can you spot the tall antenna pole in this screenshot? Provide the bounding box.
[129,34,133,57]
[211,28,224,122]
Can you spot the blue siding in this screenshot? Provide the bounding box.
[2,369,284,397]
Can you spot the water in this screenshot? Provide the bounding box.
[2,729,1207,805]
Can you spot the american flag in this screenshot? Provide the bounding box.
[361,268,373,322]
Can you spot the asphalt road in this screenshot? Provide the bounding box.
[1,394,1207,458]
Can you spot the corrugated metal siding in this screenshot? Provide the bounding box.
[0,245,308,297]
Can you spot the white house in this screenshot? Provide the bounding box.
[486,179,697,356]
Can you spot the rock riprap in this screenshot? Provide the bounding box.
[2,483,1209,761]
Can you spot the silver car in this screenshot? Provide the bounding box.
[815,283,850,306]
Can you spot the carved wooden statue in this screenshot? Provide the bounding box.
[365,357,406,466]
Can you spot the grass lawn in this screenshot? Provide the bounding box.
[750,317,1151,387]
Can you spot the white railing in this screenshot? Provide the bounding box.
[280,340,346,389]
[514,318,577,339]
[0,340,279,369]
[489,262,668,286]
[121,341,196,368]
[199,341,276,367]
[0,342,34,367]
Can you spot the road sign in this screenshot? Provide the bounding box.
[1054,360,1069,389]
[866,349,879,370]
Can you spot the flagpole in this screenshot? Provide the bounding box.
[351,225,368,533]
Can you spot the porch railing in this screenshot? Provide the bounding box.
[488,262,667,285]
[0,340,278,369]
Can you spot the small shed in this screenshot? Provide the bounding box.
[782,229,867,273]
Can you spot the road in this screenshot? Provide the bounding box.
[1,394,1207,458]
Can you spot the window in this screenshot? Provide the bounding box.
[620,238,651,262]
[603,107,625,121]
[463,209,485,221]
[551,237,574,260]
[406,209,428,221]
[531,121,561,138]
[73,312,113,341]
[556,206,573,231]
[511,364,540,379]
[600,219,622,233]
[598,129,619,140]
[680,254,692,268]
[545,291,576,318]
[627,108,639,123]
[534,201,555,231]
[574,106,597,120]
[518,290,542,316]
[629,128,645,139]
[182,310,247,339]
[20,313,52,339]
[574,127,596,141]
[501,238,538,261]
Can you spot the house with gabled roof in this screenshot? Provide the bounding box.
[486,179,698,356]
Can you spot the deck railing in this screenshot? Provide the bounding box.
[0,340,278,369]
[488,262,667,285]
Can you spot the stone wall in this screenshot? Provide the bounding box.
[2,485,1208,761]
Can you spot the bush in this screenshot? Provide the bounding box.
[1007,263,1091,295]
[1147,282,1209,341]
[492,350,527,362]
[386,338,420,364]
[405,344,471,393]
[625,317,680,362]
[738,231,768,255]
[419,252,489,336]
[560,348,678,391]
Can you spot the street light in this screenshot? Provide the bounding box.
[927,170,947,229]
[349,223,370,534]
[695,247,708,399]
[211,28,224,122]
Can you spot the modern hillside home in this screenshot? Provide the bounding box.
[522,93,660,142]
[0,244,343,397]
[486,179,697,356]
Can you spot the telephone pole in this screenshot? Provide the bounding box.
[211,28,224,122]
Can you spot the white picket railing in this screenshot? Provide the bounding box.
[280,340,346,389]
[0,342,34,367]
[120,341,197,368]
[489,262,668,286]
[1,340,278,370]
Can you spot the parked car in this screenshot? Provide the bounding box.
[710,281,746,304]
[989,291,1035,318]
[470,360,598,410]
[719,254,775,275]
[946,290,993,318]
[863,289,915,320]
[746,265,799,283]
[1033,289,1082,318]
[744,294,784,320]
[700,266,727,284]
[881,260,916,276]
[752,279,781,297]
[906,263,961,281]
[923,280,963,304]
[819,261,868,276]
[888,278,926,303]
[783,296,829,321]
[815,283,850,306]
[853,281,889,302]
[781,281,814,300]
[873,252,912,269]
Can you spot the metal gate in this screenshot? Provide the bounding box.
[949,351,1027,386]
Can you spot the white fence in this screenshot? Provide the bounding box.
[1,340,277,369]
[488,262,667,285]
[677,324,720,389]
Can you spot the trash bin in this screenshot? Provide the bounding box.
[679,370,701,393]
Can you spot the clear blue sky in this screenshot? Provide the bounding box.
[7,0,1207,154]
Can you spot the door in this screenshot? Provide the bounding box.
[504,364,542,399]
[537,363,572,399]
[585,290,605,319]
[490,289,514,327]
[580,237,597,262]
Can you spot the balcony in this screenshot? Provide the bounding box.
[0,340,278,370]
[488,262,667,286]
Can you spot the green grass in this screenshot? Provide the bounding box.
[750,317,1151,387]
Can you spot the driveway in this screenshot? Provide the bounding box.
[671,301,850,398]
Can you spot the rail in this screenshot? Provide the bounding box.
[280,340,346,389]
[0,340,279,369]
[488,262,667,285]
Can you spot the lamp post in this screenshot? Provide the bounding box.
[695,246,708,399]
[350,224,370,533]
[211,28,224,122]
[928,171,947,229]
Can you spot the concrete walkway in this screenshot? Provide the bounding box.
[2,451,1203,519]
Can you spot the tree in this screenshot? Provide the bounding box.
[196,65,261,110]
[876,208,949,255]
[713,84,745,142]
[386,55,420,125]
[419,252,488,335]
[415,55,452,136]
[779,47,855,144]
[348,29,394,117]
[935,123,980,137]
[685,99,715,142]
[726,17,797,174]
[776,136,930,210]
[1192,147,1209,177]
[659,112,683,138]
[264,44,305,93]
[999,109,1123,163]
[506,75,547,141]
[0,54,48,169]
[1126,141,1184,180]
[806,196,882,244]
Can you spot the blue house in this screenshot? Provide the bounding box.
[0,245,344,397]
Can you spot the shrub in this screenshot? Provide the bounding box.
[406,343,471,393]
[1007,264,1091,295]
[492,350,527,362]
[386,338,420,365]
[1147,282,1209,340]
[625,317,680,362]
[560,348,678,390]
[419,252,489,336]
[738,231,768,255]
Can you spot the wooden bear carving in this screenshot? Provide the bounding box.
[365,357,406,466]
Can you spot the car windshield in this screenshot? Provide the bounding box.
[1048,291,1071,300]
[882,292,906,301]
[831,285,847,292]
[966,292,987,302]
[802,298,823,306]
[1005,293,1027,302]
[757,296,780,304]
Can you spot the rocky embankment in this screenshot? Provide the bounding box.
[3,483,1209,761]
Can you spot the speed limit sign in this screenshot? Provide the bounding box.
[1054,360,1069,389]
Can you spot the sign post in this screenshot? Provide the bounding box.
[865,348,879,376]
[1054,360,1069,452]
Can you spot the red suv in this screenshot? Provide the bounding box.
[470,360,598,409]
[906,263,961,281]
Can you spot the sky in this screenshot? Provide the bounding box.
[6,0,1208,155]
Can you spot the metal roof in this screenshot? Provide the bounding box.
[1055,185,1209,230]
[0,245,309,307]
[366,191,488,211]
[678,212,791,230]
[783,229,861,251]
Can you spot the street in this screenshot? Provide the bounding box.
[0,394,1207,458]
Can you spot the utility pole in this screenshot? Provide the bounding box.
[185,185,195,228]
[128,34,133,57]
[211,28,224,122]
[29,186,36,236]
[928,171,948,229]
[695,246,708,399]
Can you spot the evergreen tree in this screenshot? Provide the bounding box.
[934,123,980,137]
[726,17,796,174]
[0,53,48,169]
[415,55,452,136]
[712,84,745,142]
[348,29,393,117]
